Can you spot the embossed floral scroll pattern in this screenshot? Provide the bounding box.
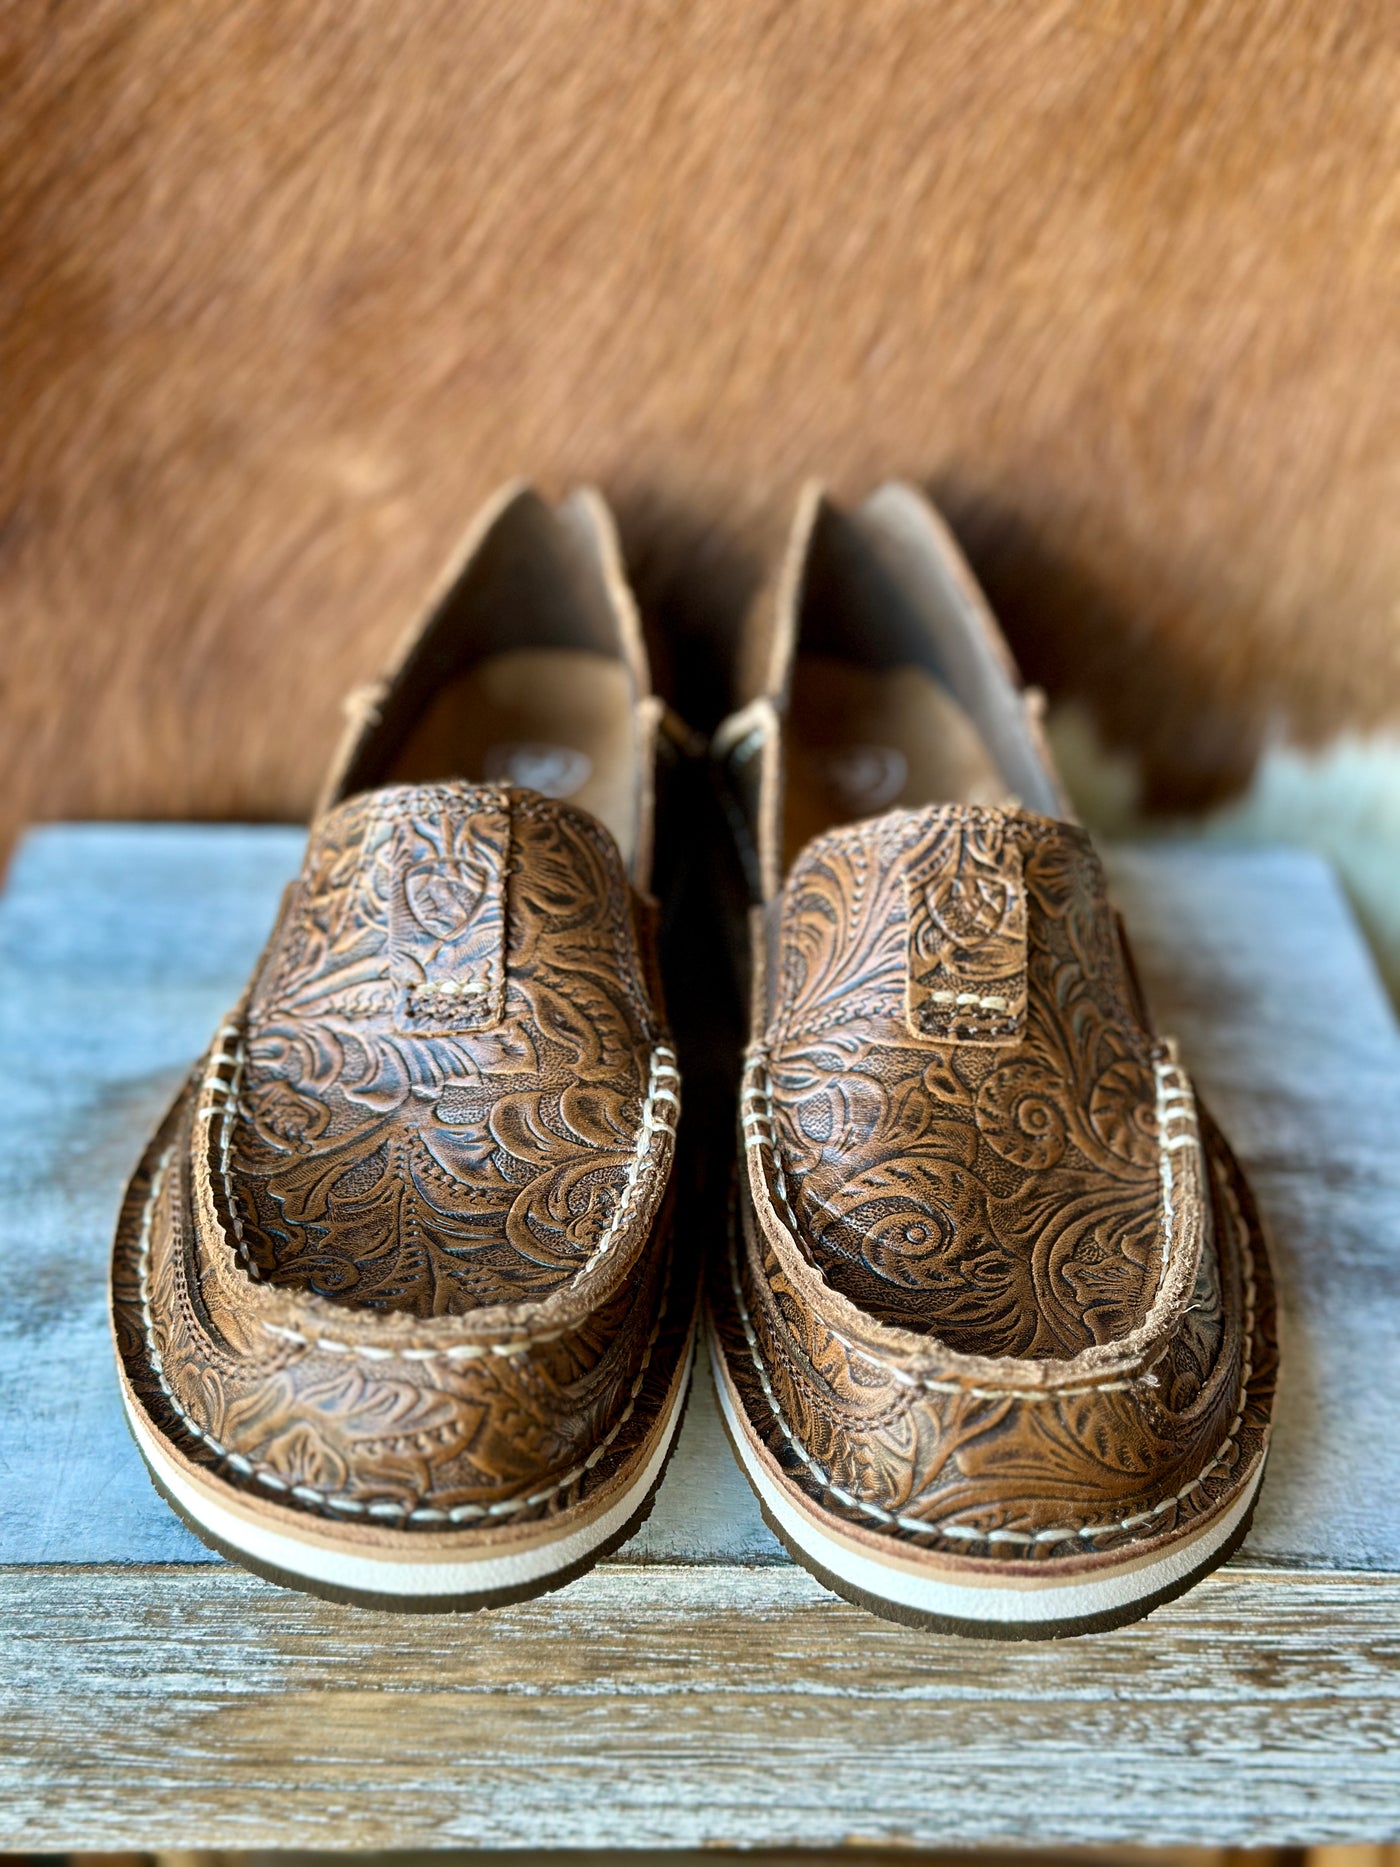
[715,802,1277,1557]
[716,1113,1277,1555]
[233,785,663,1317]
[112,1102,688,1524]
[110,779,688,1524]
[768,807,1217,1363]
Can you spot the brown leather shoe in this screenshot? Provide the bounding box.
[111,485,694,1609]
[708,482,1278,1637]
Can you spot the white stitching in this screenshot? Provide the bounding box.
[1156,1060,1176,1292]
[199,1047,260,1281]
[193,1036,678,1363]
[728,1162,1259,1548]
[923,990,1012,1011]
[134,1148,673,1526]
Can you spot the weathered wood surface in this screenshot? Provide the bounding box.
[1,826,1399,1848]
[1106,847,1400,1575]
[4,1564,1400,1851]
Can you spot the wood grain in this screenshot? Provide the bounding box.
[3,1564,1400,1849]
[2,828,1399,1847]
[1103,848,1400,1573]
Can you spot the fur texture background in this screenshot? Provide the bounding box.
[2,2,1397,928]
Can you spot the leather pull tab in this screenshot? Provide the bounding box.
[904,817,1027,1045]
[388,797,510,1035]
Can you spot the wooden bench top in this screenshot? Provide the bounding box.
[2,825,1398,1849]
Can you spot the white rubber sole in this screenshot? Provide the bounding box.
[125,1330,694,1606]
[713,1344,1262,1635]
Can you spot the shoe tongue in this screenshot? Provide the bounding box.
[774,802,1121,1050]
[252,781,621,1036]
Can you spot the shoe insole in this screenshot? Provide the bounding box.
[385,648,637,865]
[784,655,1014,868]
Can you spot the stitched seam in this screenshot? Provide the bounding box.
[924,989,1015,1010]
[1155,1056,1199,1300]
[205,1038,683,1359]
[410,979,490,998]
[729,1163,1257,1547]
[199,1031,258,1280]
[779,994,1026,1044]
[136,1149,675,1525]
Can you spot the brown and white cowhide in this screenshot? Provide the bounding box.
[1,2,1396,994]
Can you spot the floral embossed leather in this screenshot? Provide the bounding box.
[111,485,695,1609]
[232,785,666,1316]
[709,481,1278,1637]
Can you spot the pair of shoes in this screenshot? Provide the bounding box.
[110,480,1278,1636]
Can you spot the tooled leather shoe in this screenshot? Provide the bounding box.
[708,482,1278,1638]
[111,484,694,1609]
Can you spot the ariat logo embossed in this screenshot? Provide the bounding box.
[402,861,491,945]
[921,870,1016,947]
